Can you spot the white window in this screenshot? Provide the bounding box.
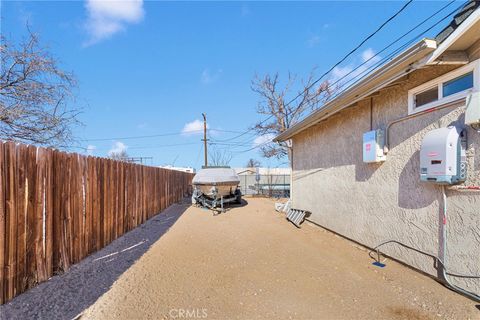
[408,60,479,114]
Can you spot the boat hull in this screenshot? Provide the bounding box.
[192,167,240,200]
[194,184,239,198]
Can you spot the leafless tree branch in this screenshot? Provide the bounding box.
[109,150,130,162]
[246,158,260,168]
[209,147,232,167]
[0,27,81,147]
[251,69,331,161]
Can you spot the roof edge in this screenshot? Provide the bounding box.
[274,38,437,142]
[426,6,480,64]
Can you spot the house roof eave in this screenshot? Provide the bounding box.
[273,38,437,143]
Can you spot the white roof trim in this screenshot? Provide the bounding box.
[274,38,437,142]
[426,8,480,65]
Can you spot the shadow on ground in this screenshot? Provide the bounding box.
[208,199,249,215]
[0,202,190,320]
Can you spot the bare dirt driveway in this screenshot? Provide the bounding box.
[82,198,479,320]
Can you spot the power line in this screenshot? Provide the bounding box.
[73,142,199,151]
[231,140,272,156]
[128,142,199,150]
[282,0,414,110]
[81,128,244,142]
[211,0,414,145]
[323,0,461,102]
[224,1,463,157]
[194,143,203,168]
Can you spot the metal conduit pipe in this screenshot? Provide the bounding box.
[370,240,480,280]
[439,185,480,302]
[448,185,480,191]
[371,240,480,302]
[383,97,466,154]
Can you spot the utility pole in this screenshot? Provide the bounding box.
[202,113,208,168]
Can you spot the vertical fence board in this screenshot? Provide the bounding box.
[15,144,27,294]
[59,152,71,271]
[5,142,17,300]
[34,148,47,282]
[45,149,53,277]
[25,146,36,289]
[0,143,5,304]
[0,141,193,304]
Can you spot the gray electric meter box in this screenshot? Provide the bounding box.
[363,129,386,163]
[465,91,480,128]
[420,126,467,184]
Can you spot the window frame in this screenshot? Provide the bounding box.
[408,60,480,115]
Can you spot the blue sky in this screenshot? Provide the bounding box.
[1,0,463,169]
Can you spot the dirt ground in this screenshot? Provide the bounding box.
[81,198,479,320]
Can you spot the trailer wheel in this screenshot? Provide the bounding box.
[234,189,242,204]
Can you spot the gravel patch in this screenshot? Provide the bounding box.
[0,202,189,320]
[82,198,478,320]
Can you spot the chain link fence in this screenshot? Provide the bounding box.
[238,174,290,198]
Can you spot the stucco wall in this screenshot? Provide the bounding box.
[292,63,480,294]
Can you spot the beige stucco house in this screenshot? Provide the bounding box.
[275,2,480,299]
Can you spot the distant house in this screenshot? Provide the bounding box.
[275,2,480,298]
[159,165,195,173]
[234,167,291,197]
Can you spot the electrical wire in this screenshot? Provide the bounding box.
[215,0,462,151]
[229,0,463,154]
[194,143,203,168]
[440,186,480,301]
[81,129,244,142]
[368,240,480,279]
[282,0,414,111]
[127,142,199,150]
[211,1,414,146]
[323,0,463,102]
[231,140,272,155]
[73,142,199,151]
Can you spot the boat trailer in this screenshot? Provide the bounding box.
[192,189,241,212]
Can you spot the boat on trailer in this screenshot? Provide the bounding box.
[192,167,242,211]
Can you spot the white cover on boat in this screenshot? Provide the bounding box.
[192,168,240,185]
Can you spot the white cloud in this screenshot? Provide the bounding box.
[86,145,96,155]
[253,133,275,147]
[307,34,321,48]
[361,48,376,62]
[83,0,144,46]
[331,65,353,82]
[330,48,381,88]
[108,141,127,156]
[182,119,208,136]
[200,68,223,84]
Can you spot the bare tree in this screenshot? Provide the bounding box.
[251,70,331,161]
[0,28,80,147]
[246,158,260,168]
[209,147,232,167]
[109,150,129,161]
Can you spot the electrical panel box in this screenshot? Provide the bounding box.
[420,126,467,184]
[363,129,386,163]
[465,91,480,129]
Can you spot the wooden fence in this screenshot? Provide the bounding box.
[0,141,193,304]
